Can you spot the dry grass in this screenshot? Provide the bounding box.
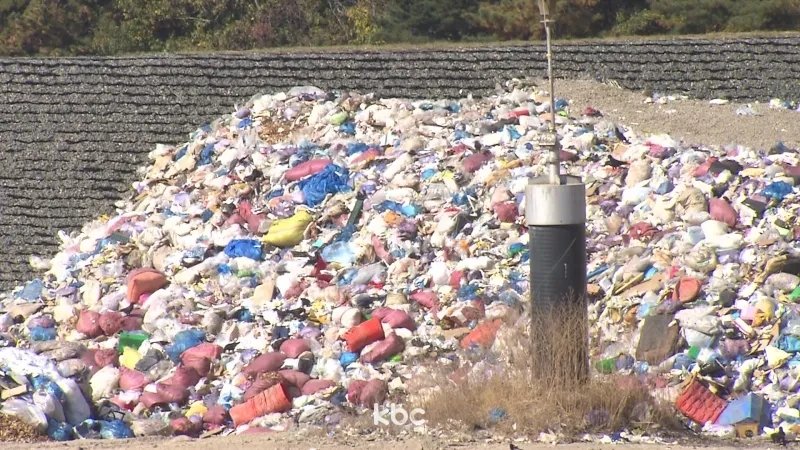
[402,301,682,438]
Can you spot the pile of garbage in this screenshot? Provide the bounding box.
[1,80,800,442]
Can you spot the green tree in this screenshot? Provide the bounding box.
[378,0,482,42]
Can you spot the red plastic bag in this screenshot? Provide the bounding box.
[140,391,169,409]
[673,277,703,303]
[494,202,518,223]
[93,349,119,368]
[362,333,405,364]
[171,417,200,436]
[180,343,222,377]
[243,352,286,376]
[120,316,143,331]
[203,405,229,425]
[119,367,149,391]
[709,198,737,228]
[156,382,188,404]
[347,380,367,404]
[301,379,336,396]
[127,268,168,304]
[182,355,211,377]
[378,309,416,331]
[182,342,222,360]
[279,369,310,388]
[356,379,387,407]
[463,152,491,173]
[243,374,282,402]
[279,339,310,358]
[162,366,201,389]
[99,311,124,336]
[77,311,103,338]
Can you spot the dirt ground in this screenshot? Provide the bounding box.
[0,432,769,450]
[557,79,800,150]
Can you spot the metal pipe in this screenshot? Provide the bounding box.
[543,17,560,185]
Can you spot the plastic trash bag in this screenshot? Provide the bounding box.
[99,419,134,439]
[262,209,314,248]
[90,366,121,401]
[33,388,66,423]
[166,328,206,363]
[223,239,262,260]
[298,164,350,207]
[1,399,48,432]
[47,419,74,441]
[30,326,57,341]
[762,181,793,201]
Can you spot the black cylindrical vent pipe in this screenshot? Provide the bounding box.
[526,174,588,383]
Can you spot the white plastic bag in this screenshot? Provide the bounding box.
[90,366,121,401]
[1,399,48,432]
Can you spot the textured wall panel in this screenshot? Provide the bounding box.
[0,36,798,289]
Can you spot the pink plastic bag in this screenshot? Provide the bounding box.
[77,311,103,338]
[279,339,310,358]
[284,159,331,181]
[244,353,286,376]
[362,333,405,364]
[709,198,737,228]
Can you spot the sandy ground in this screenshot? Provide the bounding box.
[1,432,776,450]
[557,80,800,150]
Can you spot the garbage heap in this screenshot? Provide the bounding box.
[0,82,799,441]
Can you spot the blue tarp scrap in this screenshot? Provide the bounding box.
[223,239,263,260]
[199,143,215,166]
[174,145,188,161]
[297,164,351,207]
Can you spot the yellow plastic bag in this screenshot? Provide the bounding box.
[185,401,208,418]
[120,346,142,370]
[262,209,313,248]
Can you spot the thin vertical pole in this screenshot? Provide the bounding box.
[543,16,560,185]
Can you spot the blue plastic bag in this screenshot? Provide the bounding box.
[16,279,44,301]
[199,143,215,166]
[32,376,66,402]
[174,145,188,161]
[99,419,134,439]
[166,329,206,363]
[373,201,418,217]
[762,181,793,201]
[30,326,57,341]
[47,419,74,441]
[457,285,480,301]
[298,164,350,207]
[223,239,262,260]
[339,122,356,135]
[339,352,359,368]
[346,142,369,156]
[777,334,800,353]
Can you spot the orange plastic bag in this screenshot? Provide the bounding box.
[230,382,293,427]
[673,277,703,303]
[460,319,503,349]
[127,268,168,304]
[341,318,384,352]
